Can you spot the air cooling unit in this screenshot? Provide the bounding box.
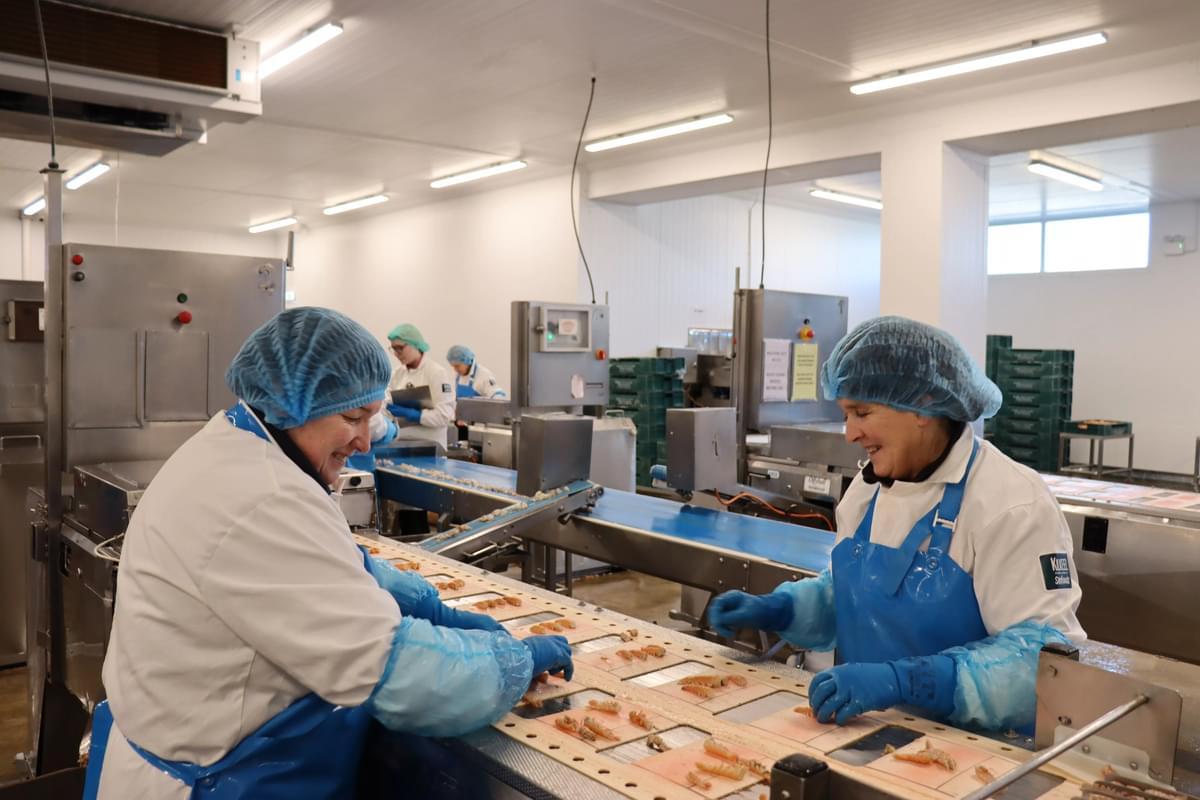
[0,2,261,157]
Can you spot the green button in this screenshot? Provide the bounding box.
[177,293,188,303]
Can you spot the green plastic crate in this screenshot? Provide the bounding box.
[1062,419,1132,436]
[997,361,1074,381]
[997,401,1071,421]
[998,349,1074,367]
[609,357,685,378]
[1001,389,1073,408]
[986,334,1014,349]
[610,374,680,393]
[996,417,1064,437]
[999,375,1073,394]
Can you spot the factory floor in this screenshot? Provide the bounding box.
[0,572,693,788]
[0,666,26,785]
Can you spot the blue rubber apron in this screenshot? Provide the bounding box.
[832,439,989,664]
[83,402,373,799]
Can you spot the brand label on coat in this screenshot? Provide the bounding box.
[442,383,452,394]
[1040,553,1073,590]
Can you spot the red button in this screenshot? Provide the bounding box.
[71,254,83,265]
[595,349,607,360]
[176,311,193,324]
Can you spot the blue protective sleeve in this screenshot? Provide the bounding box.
[772,569,837,651]
[364,554,439,617]
[942,619,1070,731]
[365,616,533,737]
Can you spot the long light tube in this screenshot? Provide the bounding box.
[584,113,733,153]
[21,197,46,216]
[1027,160,1103,192]
[323,194,389,215]
[850,32,1107,95]
[65,162,111,190]
[430,160,527,189]
[248,216,297,234]
[259,23,344,79]
[809,188,883,210]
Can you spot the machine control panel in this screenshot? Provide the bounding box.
[537,306,592,352]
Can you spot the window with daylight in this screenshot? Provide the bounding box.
[987,212,1149,275]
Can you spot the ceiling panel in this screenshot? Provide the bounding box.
[4,0,1198,233]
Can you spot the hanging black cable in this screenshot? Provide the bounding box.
[758,0,773,289]
[571,76,598,304]
[32,0,58,167]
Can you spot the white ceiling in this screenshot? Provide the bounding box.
[3,0,1200,232]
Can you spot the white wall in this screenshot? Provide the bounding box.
[289,175,580,386]
[584,194,880,357]
[987,202,1200,474]
[0,216,285,282]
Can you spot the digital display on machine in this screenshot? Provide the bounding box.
[539,307,591,352]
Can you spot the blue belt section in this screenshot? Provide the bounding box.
[583,488,833,573]
[384,457,834,573]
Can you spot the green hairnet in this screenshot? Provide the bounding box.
[386,323,429,353]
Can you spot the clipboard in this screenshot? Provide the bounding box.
[389,386,435,410]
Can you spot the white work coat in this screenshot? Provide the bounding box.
[97,412,400,799]
[388,357,456,448]
[834,426,1086,642]
[457,361,506,399]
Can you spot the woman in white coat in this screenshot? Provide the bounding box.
[446,344,507,399]
[385,323,456,449]
[709,316,1085,733]
[83,307,572,799]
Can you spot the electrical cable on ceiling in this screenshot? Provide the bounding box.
[572,76,598,304]
[758,0,773,290]
[32,0,58,167]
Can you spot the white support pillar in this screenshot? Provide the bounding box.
[879,134,990,364]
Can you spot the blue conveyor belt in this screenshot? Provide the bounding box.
[384,457,834,574]
[581,488,833,574]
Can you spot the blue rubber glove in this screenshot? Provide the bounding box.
[523,635,574,681]
[420,600,505,633]
[388,404,423,423]
[809,655,956,725]
[707,590,795,638]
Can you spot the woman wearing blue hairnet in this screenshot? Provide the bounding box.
[85,308,572,800]
[385,323,457,449]
[446,344,507,399]
[708,316,1084,733]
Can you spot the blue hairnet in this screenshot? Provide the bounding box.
[386,323,429,353]
[820,316,1001,421]
[446,345,475,367]
[226,307,391,429]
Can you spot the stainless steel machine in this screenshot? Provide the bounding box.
[26,242,284,775]
[730,288,849,481]
[746,422,864,508]
[0,279,44,668]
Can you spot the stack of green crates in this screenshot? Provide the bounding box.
[608,357,686,485]
[983,335,1012,438]
[990,346,1074,471]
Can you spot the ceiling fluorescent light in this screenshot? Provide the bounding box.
[65,162,111,190]
[430,160,527,189]
[22,197,45,216]
[850,32,1107,95]
[248,216,297,234]
[259,22,344,79]
[584,113,734,153]
[809,188,882,210]
[1027,160,1103,191]
[323,194,389,215]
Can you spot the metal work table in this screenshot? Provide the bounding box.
[1058,431,1135,479]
